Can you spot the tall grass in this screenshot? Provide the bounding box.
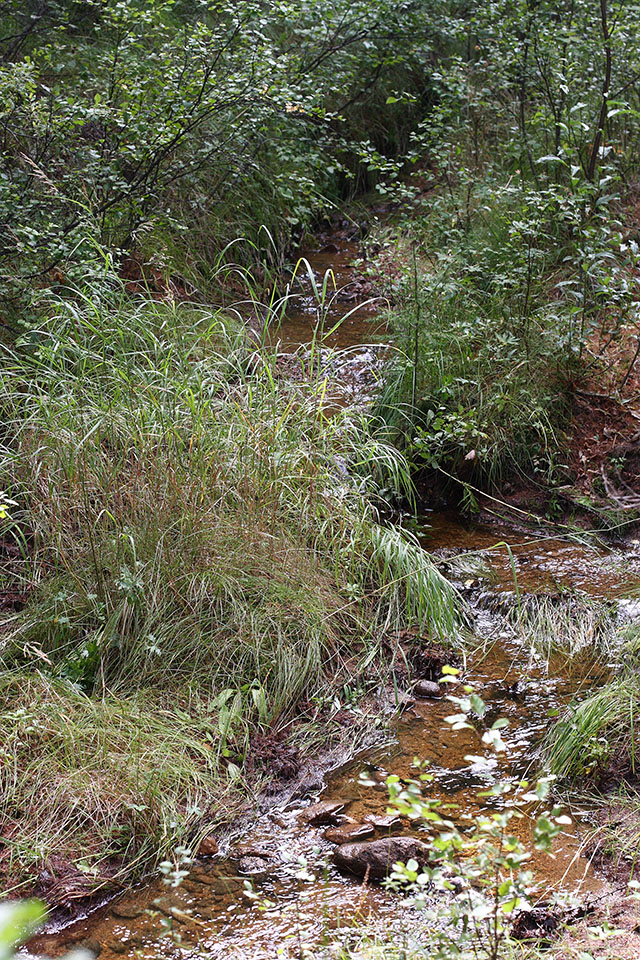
[0,673,238,899]
[509,595,620,665]
[545,676,640,780]
[0,273,462,893]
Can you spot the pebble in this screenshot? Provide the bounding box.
[110,902,143,920]
[208,876,244,895]
[187,868,218,886]
[238,856,270,877]
[233,844,270,859]
[364,813,403,832]
[298,800,348,826]
[197,834,219,856]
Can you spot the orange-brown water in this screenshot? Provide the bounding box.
[271,231,386,352]
[26,229,640,960]
[420,511,640,598]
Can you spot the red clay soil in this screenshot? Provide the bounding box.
[490,328,640,525]
[566,263,640,508]
[569,390,640,497]
[572,187,640,501]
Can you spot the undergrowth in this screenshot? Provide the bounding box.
[0,275,461,897]
[546,675,640,782]
[369,0,640,500]
[509,594,621,664]
[543,617,640,877]
[374,182,572,494]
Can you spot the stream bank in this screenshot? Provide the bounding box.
[25,223,640,960]
[26,522,640,959]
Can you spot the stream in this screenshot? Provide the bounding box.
[28,224,640,959]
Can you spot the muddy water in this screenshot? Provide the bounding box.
[30,229,640,959]
[420,510,640,598]
[272,228,386,351]
[30,607,613,960]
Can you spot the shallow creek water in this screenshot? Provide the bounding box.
[30,229,640,959]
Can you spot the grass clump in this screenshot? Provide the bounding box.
[545,676,640,781]
[545,609,640,783]
[0,277,461,897]
[542,607,640,875]
[509,594,620,664]
[0,674,237,901]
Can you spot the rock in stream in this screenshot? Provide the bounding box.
[324,822,375,845]
[299,800,348,826]
[414,679,442,698]
[334,837,430,879]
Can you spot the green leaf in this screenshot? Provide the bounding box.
[0,902,46,960]
[470,694,486,717]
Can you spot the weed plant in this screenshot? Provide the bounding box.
[375,184,572,492]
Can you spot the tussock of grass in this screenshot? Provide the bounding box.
[0,673,237,899]
[545,675,640,780]
[0,279,462,894]
[367,524,461,636]
[542,604,640,869]
[509,595,620,664]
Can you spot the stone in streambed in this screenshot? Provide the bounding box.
[334,837,430,879]
[324,822,375,845]
[207,876,243,895]
[197,834,219,856]
[299,800,347,826]
[414,680,442,698]
[238,856,270,877]
[233,844,271,859]
[188,867,219,886]
[364,813,403,832]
